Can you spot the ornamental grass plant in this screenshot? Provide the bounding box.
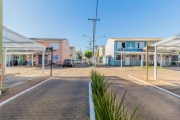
[90,70,140,120]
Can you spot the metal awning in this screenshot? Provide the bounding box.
[1,27,46,75]
[149,34,180,51]
[3,26,45,51]
[114,51,176,55]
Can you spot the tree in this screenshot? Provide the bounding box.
[85,50,92,60]
[78,55,82,60]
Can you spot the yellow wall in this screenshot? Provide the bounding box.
[99,47,105,57]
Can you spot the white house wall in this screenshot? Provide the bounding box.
[105,39,114,65]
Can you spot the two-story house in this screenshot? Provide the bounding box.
[70,46,76,59]
[105,38,163,66]
[30,38,70,65]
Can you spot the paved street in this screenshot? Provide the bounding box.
[0,62,180,120]
[96,65,180,120]
[0,62,90,120]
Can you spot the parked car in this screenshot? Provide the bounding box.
[62,59,75,67]
[75,59,80,64]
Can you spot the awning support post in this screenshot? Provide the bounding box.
[146,45,148,81]
[32,54,33,67]
[8,54,10,67]
[42,48,45,75]
[141,54,143,68]
[160,54,162,68]
[154,46,157,80]
[2,48,7,75]
[121,52,122,68]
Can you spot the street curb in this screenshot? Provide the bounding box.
[0,72,61,107]
[89,82,96,120]
[129,74,180,99]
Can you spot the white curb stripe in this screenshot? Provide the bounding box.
[89,82,96,120]
[129,75,180,99]
[0,72,61,107]
[143,76,177,86]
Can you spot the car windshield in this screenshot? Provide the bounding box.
[64,59,70,62]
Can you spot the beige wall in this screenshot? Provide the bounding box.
[70,47,76,59]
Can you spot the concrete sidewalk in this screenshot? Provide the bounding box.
[2,66,62,89]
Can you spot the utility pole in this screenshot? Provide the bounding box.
[88,18,100,66]
[0,0,3,90]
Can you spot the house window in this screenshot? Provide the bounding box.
[14,55,19,60]
[50,43,59,49]
[52,55,59,63]
[115,54,124,61]
[138,43,140,48]
[117,42,126,49]
[122,42,125,48]
[136,42,144,49]
[137,55,141,61]
[171,55,178,61]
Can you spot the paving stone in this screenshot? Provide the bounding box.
[0,63,90,120]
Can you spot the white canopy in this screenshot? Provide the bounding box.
[2,27,46,75]
[3,26,45,51]
[147,34,180,80]
[150,34,180,51]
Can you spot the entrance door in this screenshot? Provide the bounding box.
[165,56,169,66]
[38,55,42,64]
[125,55,130,65]
[131,55,136,65]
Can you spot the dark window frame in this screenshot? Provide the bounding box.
[116,54,124,61]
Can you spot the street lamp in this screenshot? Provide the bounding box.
[83,35,105,66]
[95,36,105,41]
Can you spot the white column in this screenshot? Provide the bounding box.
[160,54,162,68]
[141,54,143,68]
[154,46,157,80]
[8,54,10,67]
[121,52,122,67]
[42,49,45,75]
[32,54,34,67]
[3,48,7,75]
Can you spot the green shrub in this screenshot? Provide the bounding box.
[90,70,140,120]
[89,61,92,66]
[170,62,176,66]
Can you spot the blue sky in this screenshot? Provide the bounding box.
[3,0,180,52]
